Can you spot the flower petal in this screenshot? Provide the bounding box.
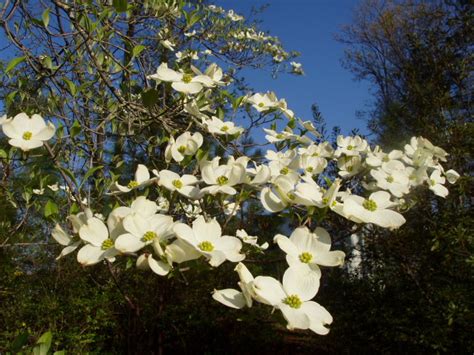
[77,244,104,266]
[253,276,286,306]
[212,289,246,309]
[192,216,221,242]
[279,303,310,330]
[114,233,145,253]
[51,224,72,246]
[301,301,333,335]
[282,265,320,302]
[148,256,171,276]
[79,217,108,246]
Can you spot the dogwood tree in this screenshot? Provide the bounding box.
[0,0,459,339]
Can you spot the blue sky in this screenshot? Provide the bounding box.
[1,1,373,137]
[215,0,372,136]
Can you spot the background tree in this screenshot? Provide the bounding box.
[328,0,473,352]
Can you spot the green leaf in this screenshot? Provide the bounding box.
[6,90,17,106]
[233,96,245,111]
[0,149,7,159]
[41,55,53,70]
[54,351,66,355]
[287,118,296,129]
[10,331,29,353]
[33,331,52,355]
[63,78,77,96]
[6,56,26,74]
[113,0,128,12]
[142,88,158,107]
[132,45,146,57]
[44,200,59,218]
[69,202,80,215]
[70,120,81,138]
[42,9,50,28]
[80,165,103,188]
[59,167,77,186]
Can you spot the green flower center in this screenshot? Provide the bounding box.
[347,145,354,150]
[299,252,313,264]
[220,125,229,132]
[22,131,33,140]
[178,145,187,154]
[363,199,377,211]
[280,167,289,175]
[127,180,139,189]
[182,74,193,83]
[258,102,265,107]
[306,167,314,173]
[142,231,157,242]
[312,152,319,157]
[287,192,296,200]
[101,238,114,250]
[23,131,33,141]
[322,197,329,205]
[386,176,394,183]
[283,294,302,309]
[430,179,436,186]
[276,133,284,139]
[217,175,228,186]
[347,166,353,172]
[198,241,214,252]
[172,179,183,189]
[382,156,389,162]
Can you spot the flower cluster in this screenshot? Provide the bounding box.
[2,42,458,336]
[43,93,457,334]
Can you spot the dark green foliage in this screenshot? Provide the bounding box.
[331,0,474,352]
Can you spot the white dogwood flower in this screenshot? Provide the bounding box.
[51,224,81,260]
[114,213,175,254]
[173,216,244,267]
[77,217,118,266]
[263,128,296,143]
[200,157,246,195]
[236,229,269,250]
[445,169,460,184]
[110,164,156,194]
[335,135,368,157]
[212,262,256,309]
[298,154,327,176]
[159,169,201,199]
[2,113,56,151]
[160,39,175,51]
[246,92,278,112]
[266,149,299,179]
[274,227,345,276]
[260,174,300,213]
[299,142,334,159]
[366,146,403,167]
[371,166,410,197]
[428,169,448,198]
[338,156,363,178]
[165,131,203,163]
[205,117,244,136]
[148,62,214,94]
[245,163,271,186]
[253,266,333,335]
[136,253,172,276]
[191,63,225,86]
[342,191,406,229]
